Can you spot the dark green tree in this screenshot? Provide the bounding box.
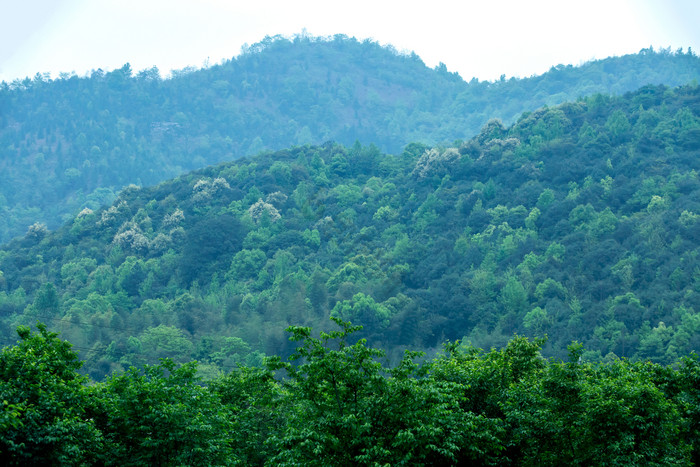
[90,359,233,466]
[0,324,103,465]
[266,318,505,465]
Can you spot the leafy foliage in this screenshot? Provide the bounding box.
[90,359,233,466]
[0,324,102,465]
[2,320,699,464]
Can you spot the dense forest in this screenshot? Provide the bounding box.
[0,83,698,381]
[1,34,699,242]
[2,30,700,464]
[2,320,699,465]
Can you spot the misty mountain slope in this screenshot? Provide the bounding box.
[0,83,698,379]
[0,35,698,243]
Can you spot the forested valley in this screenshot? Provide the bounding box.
[1,34,698,243]
[1,34,700,465]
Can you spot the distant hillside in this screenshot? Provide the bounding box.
[0,83,698,379]
[0,35,698,243]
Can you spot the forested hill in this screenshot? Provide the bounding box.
[1,35,699,243]
[1,83,698,380]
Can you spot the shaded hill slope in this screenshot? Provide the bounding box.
[0,83,698,379]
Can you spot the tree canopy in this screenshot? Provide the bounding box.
[1,320,699,465]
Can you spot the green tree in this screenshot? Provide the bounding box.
[267,318,504,465]
[0,324,103,465]
[91,359,233,465]
[605,109,632,142]
[503,345,690,465]
[211,366,284,465]
[500,275,529,314]
[330,292,392,330]
[139,325,195,362]
[265,319,387,464]
[31,282,59,314]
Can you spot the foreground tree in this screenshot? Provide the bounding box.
[266,317,504,465]
[210,366,285,465]
[0,324,103,465]
[0,320,698,464]
[89,359,234,466]
[501,344,690,465]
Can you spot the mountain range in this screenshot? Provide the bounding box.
[1,35,699,243]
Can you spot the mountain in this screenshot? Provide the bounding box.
[1,34,698,243]
[0,82,698,379]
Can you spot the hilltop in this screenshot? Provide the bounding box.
[1,35,698,242]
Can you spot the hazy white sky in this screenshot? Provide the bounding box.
[1,0,699,83]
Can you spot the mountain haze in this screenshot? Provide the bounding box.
[1,35,699,242]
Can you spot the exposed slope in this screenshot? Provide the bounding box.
[1,35,699,242]
[0,83,698,379]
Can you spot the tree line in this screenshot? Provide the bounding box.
[1,319,699,465]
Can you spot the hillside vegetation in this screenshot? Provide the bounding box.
[0,83,698,380]
[1,34,698,242]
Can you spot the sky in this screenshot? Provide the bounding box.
[1,0,699,83]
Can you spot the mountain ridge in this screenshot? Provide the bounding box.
[1,35,698,243]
